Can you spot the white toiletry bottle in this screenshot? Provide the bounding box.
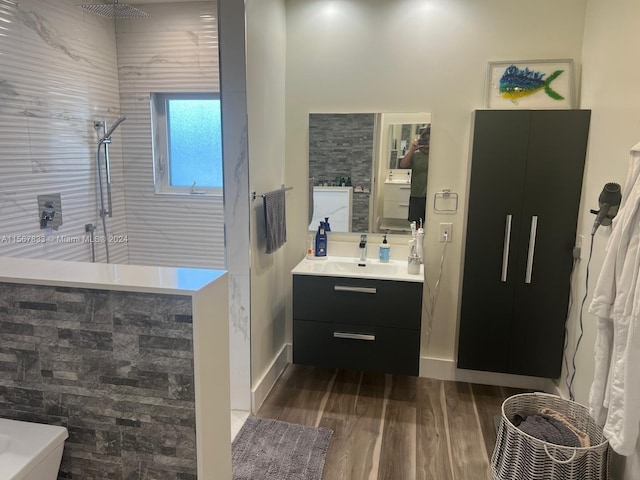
[416,220,424,263]
[306,234,315,259]
[379,234,390,263]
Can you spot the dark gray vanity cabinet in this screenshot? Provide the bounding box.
[293,275,423,375]
[457,109,590,378]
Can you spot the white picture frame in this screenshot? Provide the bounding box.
[485,59,574,109]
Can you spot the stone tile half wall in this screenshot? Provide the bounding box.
[309,113,375,232]
[0,283,197,480]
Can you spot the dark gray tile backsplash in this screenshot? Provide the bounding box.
[309,113,375,232]
[0,283,197,479]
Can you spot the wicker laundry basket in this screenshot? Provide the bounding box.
[491,392,609,480]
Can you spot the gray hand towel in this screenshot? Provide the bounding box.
[309,177,315,225]
[264,189,287,254]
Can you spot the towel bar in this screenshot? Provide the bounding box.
[251,185,293,201]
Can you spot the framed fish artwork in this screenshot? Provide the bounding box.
[485,59,574,109]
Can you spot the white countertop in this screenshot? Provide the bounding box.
[313,186,353,190]
[384,179,411,184]
[292,255,424,283]
[0,257,226,295]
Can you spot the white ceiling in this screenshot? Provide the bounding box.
[125,0,207,4]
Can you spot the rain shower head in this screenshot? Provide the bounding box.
[80,1,149,19]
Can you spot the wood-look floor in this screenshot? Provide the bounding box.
[255,364,527,480]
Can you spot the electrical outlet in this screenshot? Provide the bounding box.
[439,223,452,243]
[573,234,584,259]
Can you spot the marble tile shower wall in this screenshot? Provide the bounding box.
[0,283,198,479]
[0,0,128,263]
[116,3,224,269]
[309,114,374,232]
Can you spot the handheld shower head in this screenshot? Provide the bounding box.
[100,116,127,142]
[106,116,127,138]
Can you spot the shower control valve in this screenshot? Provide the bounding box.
[40,202,55,229]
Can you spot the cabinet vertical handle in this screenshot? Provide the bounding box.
[501,215,512,282]
[525,216,538,284]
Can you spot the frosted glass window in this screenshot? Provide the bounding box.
[167,99,222,187]
[151,92,222,195]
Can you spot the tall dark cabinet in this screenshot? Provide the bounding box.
[457,110,590,378]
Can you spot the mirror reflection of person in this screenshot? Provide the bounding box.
[399,126,429,224]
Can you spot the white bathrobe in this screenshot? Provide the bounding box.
[589,142,640,456]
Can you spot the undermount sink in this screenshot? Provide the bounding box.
[292,256,423,282]
[310,259,398,275]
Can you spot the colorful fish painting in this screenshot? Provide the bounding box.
[499,65,565,102]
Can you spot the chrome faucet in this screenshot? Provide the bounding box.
[358,234,367,262]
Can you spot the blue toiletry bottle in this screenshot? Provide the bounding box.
[315,221,327,257]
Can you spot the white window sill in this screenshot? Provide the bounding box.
[154,190,222,198]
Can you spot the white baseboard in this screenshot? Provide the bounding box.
[420,356,556,392]
[251,343,292,413]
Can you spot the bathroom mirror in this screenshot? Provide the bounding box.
[308,112,432,235]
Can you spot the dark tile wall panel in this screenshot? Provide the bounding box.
[309,113,375,232]
[0,283,197,480]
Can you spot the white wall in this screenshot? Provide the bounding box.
[116,2,225,269]
[218,0,253,411]
[245,0,288,410]
[284,0,588,369]
[0,0,128,263]
[563,1,640,477]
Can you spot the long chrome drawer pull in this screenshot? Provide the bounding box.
[334,286,377,294]
[333,332,375,341]
[525,216,538,284]
[501,215,512,282]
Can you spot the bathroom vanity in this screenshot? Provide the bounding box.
[382,168,413,220]
[383,181,412,220]
[292,257,423,375]
[0,257,232,479]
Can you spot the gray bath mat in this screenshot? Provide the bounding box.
[232,416,333,480]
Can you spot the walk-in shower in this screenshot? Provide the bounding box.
[94,116,126,263]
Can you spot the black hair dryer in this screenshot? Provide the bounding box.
[590,182,622,235]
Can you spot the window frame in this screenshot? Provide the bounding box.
[151,92,223,196]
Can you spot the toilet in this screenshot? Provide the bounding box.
[0,418,68,480]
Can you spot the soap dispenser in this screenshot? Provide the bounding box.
[379,233,390,263]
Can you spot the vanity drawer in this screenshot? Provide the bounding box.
[293,275,422,330]
[383,200,410,219]
[293,319,419,376]
[383,183,412,201]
